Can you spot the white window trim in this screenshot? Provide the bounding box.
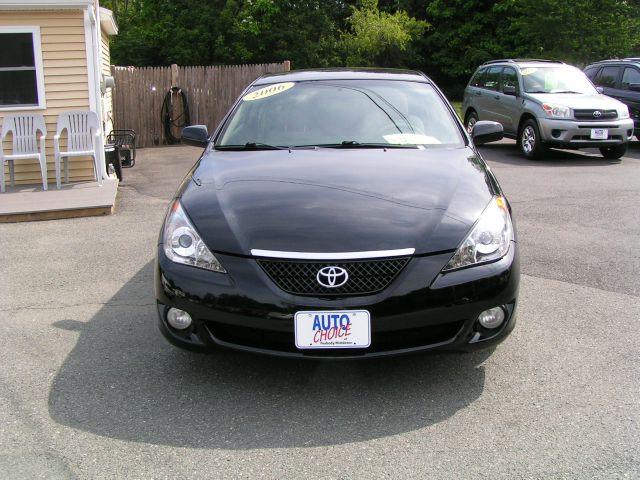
[0,26,46,111]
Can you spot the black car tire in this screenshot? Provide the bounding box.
[599,143,627,160]
[465,111,478,134]
[519,119,547,160]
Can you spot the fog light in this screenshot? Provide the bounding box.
[478,307,505,329]
[551,129,562,138]
[167,308,192,330]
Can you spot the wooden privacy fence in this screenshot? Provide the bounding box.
[111,61,290,148]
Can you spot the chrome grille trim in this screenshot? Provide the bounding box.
[251,248,415,260]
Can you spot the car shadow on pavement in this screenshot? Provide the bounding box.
[48,261,490,450]
[627,139,640,158]
[479,142,634,166]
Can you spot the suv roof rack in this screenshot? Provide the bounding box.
[591,58,640,64]
[482,59,564,65]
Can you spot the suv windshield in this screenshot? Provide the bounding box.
[217,80,464,149]
[521,66,597,94]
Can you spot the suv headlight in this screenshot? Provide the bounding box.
[162,200,226,273]
[443,196,514,272]
[542,103,571,119]
[618,105,630,119]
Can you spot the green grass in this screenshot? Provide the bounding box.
[450,101,463,120]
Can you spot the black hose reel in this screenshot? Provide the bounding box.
[160,86,191,144]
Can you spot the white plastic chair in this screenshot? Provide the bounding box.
[54,111,104,189]
[0,114,48,192]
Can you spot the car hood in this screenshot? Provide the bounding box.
[526,92,626,110]
[179,147,496,256]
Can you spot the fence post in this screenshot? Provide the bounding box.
[171,64,179,86]
[284,60,291,71]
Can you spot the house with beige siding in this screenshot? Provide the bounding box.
[0,0,117,187]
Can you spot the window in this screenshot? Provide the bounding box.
[584,67,599,81]
[470,68,486,87]
[521,66,596,94]
[501,67,518,93]
[621,67,640,90]
[594,66,620,88]
[0,27,46,110]
[479,66,502,91]
[218,80,464,148]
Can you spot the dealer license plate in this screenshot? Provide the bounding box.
[591,128,608,140]
[294,310,371,349]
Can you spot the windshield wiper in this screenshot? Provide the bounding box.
[549,90,582,94]
[214,142,288,151]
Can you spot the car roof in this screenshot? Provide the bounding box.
[586,58,640,67]
[252,68,431,86]
[481,59,565,69]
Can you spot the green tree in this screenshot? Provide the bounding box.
[496,0,640,64]
[106,0,350,68]
[340,0,428,67]
[421,0,506,97]
[222,0,348,67]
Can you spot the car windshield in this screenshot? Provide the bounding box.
[216,79,464,149]
[521,66,597,94]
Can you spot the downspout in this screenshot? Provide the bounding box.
[87,3,107,178]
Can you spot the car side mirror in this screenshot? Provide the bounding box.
[181,125,209,147]
[596,86,604,94]
[503,85,518,96]
[629,83,640,92]
[472,121,504,145]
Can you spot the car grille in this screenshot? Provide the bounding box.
[257,257,411,296]
[574,109,618,120]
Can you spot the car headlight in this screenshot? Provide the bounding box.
[542,103,571,119]
[618,106,630,119]
[443,196,514,272]
[162,200,226,273]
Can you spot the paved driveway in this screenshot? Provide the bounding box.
[0,141,638,479]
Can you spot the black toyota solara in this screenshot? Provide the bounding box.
[155,68,519,358]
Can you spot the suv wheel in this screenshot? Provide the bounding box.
[519,119,547,159]
[599,144,627,160]
[465,111,478,134]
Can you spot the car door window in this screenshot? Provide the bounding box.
[470,68,486,87]
[621,67,640,90]
[501,67,518,93]
[584,67,599,81]
[479,66,502,91]
[595,66,620,88]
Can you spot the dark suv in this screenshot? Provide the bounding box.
[585,58,640,139]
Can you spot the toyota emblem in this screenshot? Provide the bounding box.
[593,110,602,118]
[317,266,349,288]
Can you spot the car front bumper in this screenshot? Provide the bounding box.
[538,117,634,148]
[155,243,520,359]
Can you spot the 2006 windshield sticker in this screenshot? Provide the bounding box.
[242,82,295,101]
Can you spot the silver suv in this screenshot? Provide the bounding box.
[462,59,634,159]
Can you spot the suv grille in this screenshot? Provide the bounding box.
[257,257,410,296]
[574,109,618,120]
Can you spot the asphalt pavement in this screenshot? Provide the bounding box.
[0,140,638,479]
